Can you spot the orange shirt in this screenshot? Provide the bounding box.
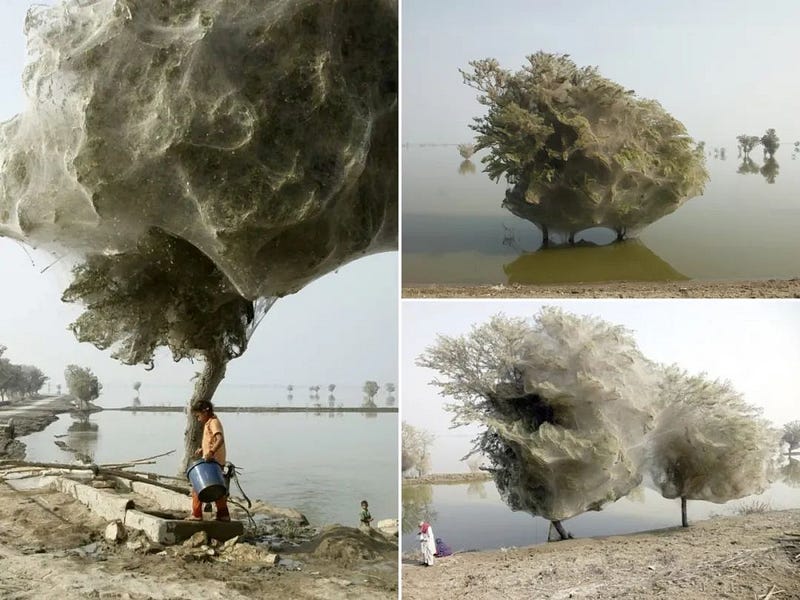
[202,416,226,464]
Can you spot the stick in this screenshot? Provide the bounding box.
[102,468,189,495]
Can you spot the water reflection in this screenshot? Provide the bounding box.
[761,157,779,184]
[737,157,760,175]
[466,481,488,499]
[65,412,99,463]
[782,458,800,487]
[402,484,436,534]
[458,159,476,175]
[503,239,687,285]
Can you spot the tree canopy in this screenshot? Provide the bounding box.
[462,52,707,238]
[419,308,775,531]
[0,346,48,401]
[64,364,101,408]
[402,421,435,476]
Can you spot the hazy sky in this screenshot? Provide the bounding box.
[403,0,800,146]
[0,3,397,391]
[403,300,800,471]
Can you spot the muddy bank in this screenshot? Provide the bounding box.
[403,278,800,299]
[402,472,492,485]
[402,509,800,599]
[0,476,398,599]
[0,395,79,459]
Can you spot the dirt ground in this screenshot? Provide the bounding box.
[403,278,800,299]
[402,510,800,599]
[0,479,397,600]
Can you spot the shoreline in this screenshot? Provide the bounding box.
[402,472,492,485]
[112,405,398,413]
[403,278,800,299]
[402,508,800,599]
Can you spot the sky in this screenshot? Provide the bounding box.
[402,300,800,471]
[403,0,800,146]
[0,2,398,391]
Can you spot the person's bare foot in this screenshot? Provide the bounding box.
[216,515,231,522]
[184,515,202,521]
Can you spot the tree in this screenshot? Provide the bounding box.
[328,384,336,393]
[385,382,396,394]
[18,366,47,398]
[62,229,271,471]
[64,365,102,411]
[462,52,707,243]
[760,128,780,158]
[418,308,659,540]
[737,134,761,157]
[133,381,141,400]
[362,380,380,406]
[783,421,800,456]
[647,367,774,527]
[457,143,475,159]
[402,421,435,477]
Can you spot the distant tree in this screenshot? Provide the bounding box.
[56,384,62,395]
[328,383,336,393]
[736,134,761,157]
[782,421,800,456]
[457,143,475,159]
[782,458,800,487]
[648,367,774,528]
[133,381,141,398]
[760,128,780,158]
[363,380,380,402]
[287,384,294,392]
[402,421,435,477]
[719,147,726,160]
[18,366,47,398]
[64,365,102,411]
[61,229,270,471]
[385,382,396,394]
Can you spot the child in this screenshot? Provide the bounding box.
[360,499,373,528]
[186,399,230,522]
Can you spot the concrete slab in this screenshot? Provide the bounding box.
[124,509,243,544]
[56,477,134,522]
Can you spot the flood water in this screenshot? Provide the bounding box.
[93,382,396,410]
[21,410,398,528]
[401,474,800,553]
[403,146,800,285]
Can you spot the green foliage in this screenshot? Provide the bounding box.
[0,346,48,401]
[62,229,258,368]
[760,128,780,157]
[461,52,707,235]
[64,364,101,404]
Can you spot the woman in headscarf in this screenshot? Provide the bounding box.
[419,521,436,566]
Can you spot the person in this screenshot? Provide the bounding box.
[186,399,230,522]
[359,499,373,528]
[419,521,436,566]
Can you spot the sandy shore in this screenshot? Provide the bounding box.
[403,278,800,299]
[402,509,800,599]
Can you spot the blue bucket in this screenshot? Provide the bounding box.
[186,459,227,502]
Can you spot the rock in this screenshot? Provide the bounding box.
[126,540,144,552]
[104,520,127,543]
[183,531,209,548]
[220,535,241,552]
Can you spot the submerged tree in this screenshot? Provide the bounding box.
[363,380,380,406]
[737,157,760,175]
[760,128,780,158]
[737,134,761,157]
[402,421,435,477]
[64,365,102,411]
[462,52,707,243]
[418,308,660,540]
[783,421,800,456]
[62,229,270,471]
[647,368,774,527]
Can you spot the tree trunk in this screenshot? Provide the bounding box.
[180,354,227,474]
[551,520,572,541]
[681,496,688,527]
[540,224,549,248]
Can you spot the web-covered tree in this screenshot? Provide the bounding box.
[64,365,102,411]
[647,367,774,527]
[737,134,761,157]
[418,308,659,540]
[760,128,780,158]
[783,421,800,456]
[62,229,271,471]
[462,52,707,244]
[402,421,434,477]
